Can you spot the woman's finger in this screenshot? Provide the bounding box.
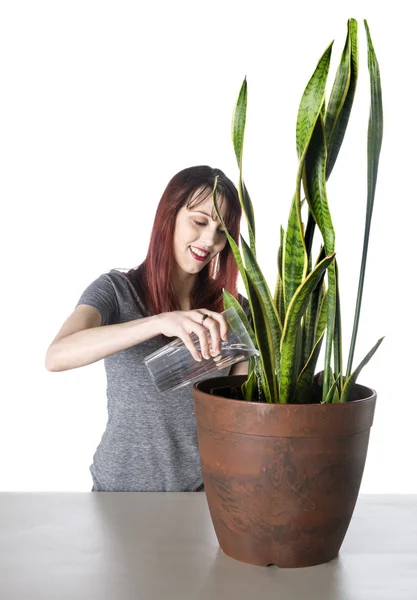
[192,310,229,342]
[188,322,211,360]
[201,317,222,356]
[181,332,202,362]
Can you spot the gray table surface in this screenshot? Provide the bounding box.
[0,493,416,600]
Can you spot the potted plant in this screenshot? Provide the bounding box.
[192,18,383,568]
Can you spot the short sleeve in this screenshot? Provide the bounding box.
[75,273,119,326]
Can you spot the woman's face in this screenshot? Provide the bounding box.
[173,189,229,276]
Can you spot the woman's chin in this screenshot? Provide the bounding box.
[175,261,204,276]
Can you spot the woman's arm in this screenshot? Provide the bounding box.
[45,304,164,372]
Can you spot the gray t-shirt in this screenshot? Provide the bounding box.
[76,268,251,492]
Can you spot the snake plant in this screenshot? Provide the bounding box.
[212,18,384,404]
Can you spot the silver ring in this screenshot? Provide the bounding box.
[200,313,210,325]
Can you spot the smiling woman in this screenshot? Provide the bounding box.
[45,165,252,492]
[123,166,245,318]
[172,189,230,307]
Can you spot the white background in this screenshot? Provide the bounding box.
[1,1,415,492]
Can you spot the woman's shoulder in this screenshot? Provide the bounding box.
[106,268,142,290]
[107,267,130,277]
[108,267,151,317]
[89,268,131,292]
[80,268,144,307]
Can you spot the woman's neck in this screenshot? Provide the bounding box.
[172,272,196,311]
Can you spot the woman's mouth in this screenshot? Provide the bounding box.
[189,246,209,262]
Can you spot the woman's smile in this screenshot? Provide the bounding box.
[189,246,210,261]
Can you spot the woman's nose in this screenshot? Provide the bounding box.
[200,231,217,247]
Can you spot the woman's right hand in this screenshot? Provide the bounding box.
[157,310,229,362]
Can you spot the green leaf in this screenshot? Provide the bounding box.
[246,275,277,402]
[241,236,282,331]
[322,261,337,400]
[220,294,258,403]
[280,252,335,403]
[325,19,359,179]
[346,20,384,378]
[213,179,274,402]
[301,109,337,401]
[303,114,335,254]
[240,235,282,381]
[240,179,256,255]
[287,41,333,318]
[212,178,250,301]
[232,77,256,255]
[315,286,328,342]
[241,356,258,401]
[294,330,325,403]
[294,321,304,385]
[296,42,333,160]
[304,211,316,268]
[278,226,284,281]
[323,373,341,404]
[273,226,286,327]
[341,337,384,402]
[277,226,286,325]
[333,258,343,391]
[302,247,325,365]
[222,290,258,403]
[222,288,257,347]
[296,280,328,404]
[232,77,247,169]
[283,195,307,312]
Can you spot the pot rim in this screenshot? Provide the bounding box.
[193,375,377,407]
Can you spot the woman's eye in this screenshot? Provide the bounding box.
[194,220,226,235]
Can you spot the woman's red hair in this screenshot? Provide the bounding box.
[122,165,242,318]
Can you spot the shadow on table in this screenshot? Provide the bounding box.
[90,492,352,599]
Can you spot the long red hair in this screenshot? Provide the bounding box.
[122,165,242,318]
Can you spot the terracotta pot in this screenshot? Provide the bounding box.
[192,374,377,568]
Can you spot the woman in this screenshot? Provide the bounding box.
[45,165,252,492]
